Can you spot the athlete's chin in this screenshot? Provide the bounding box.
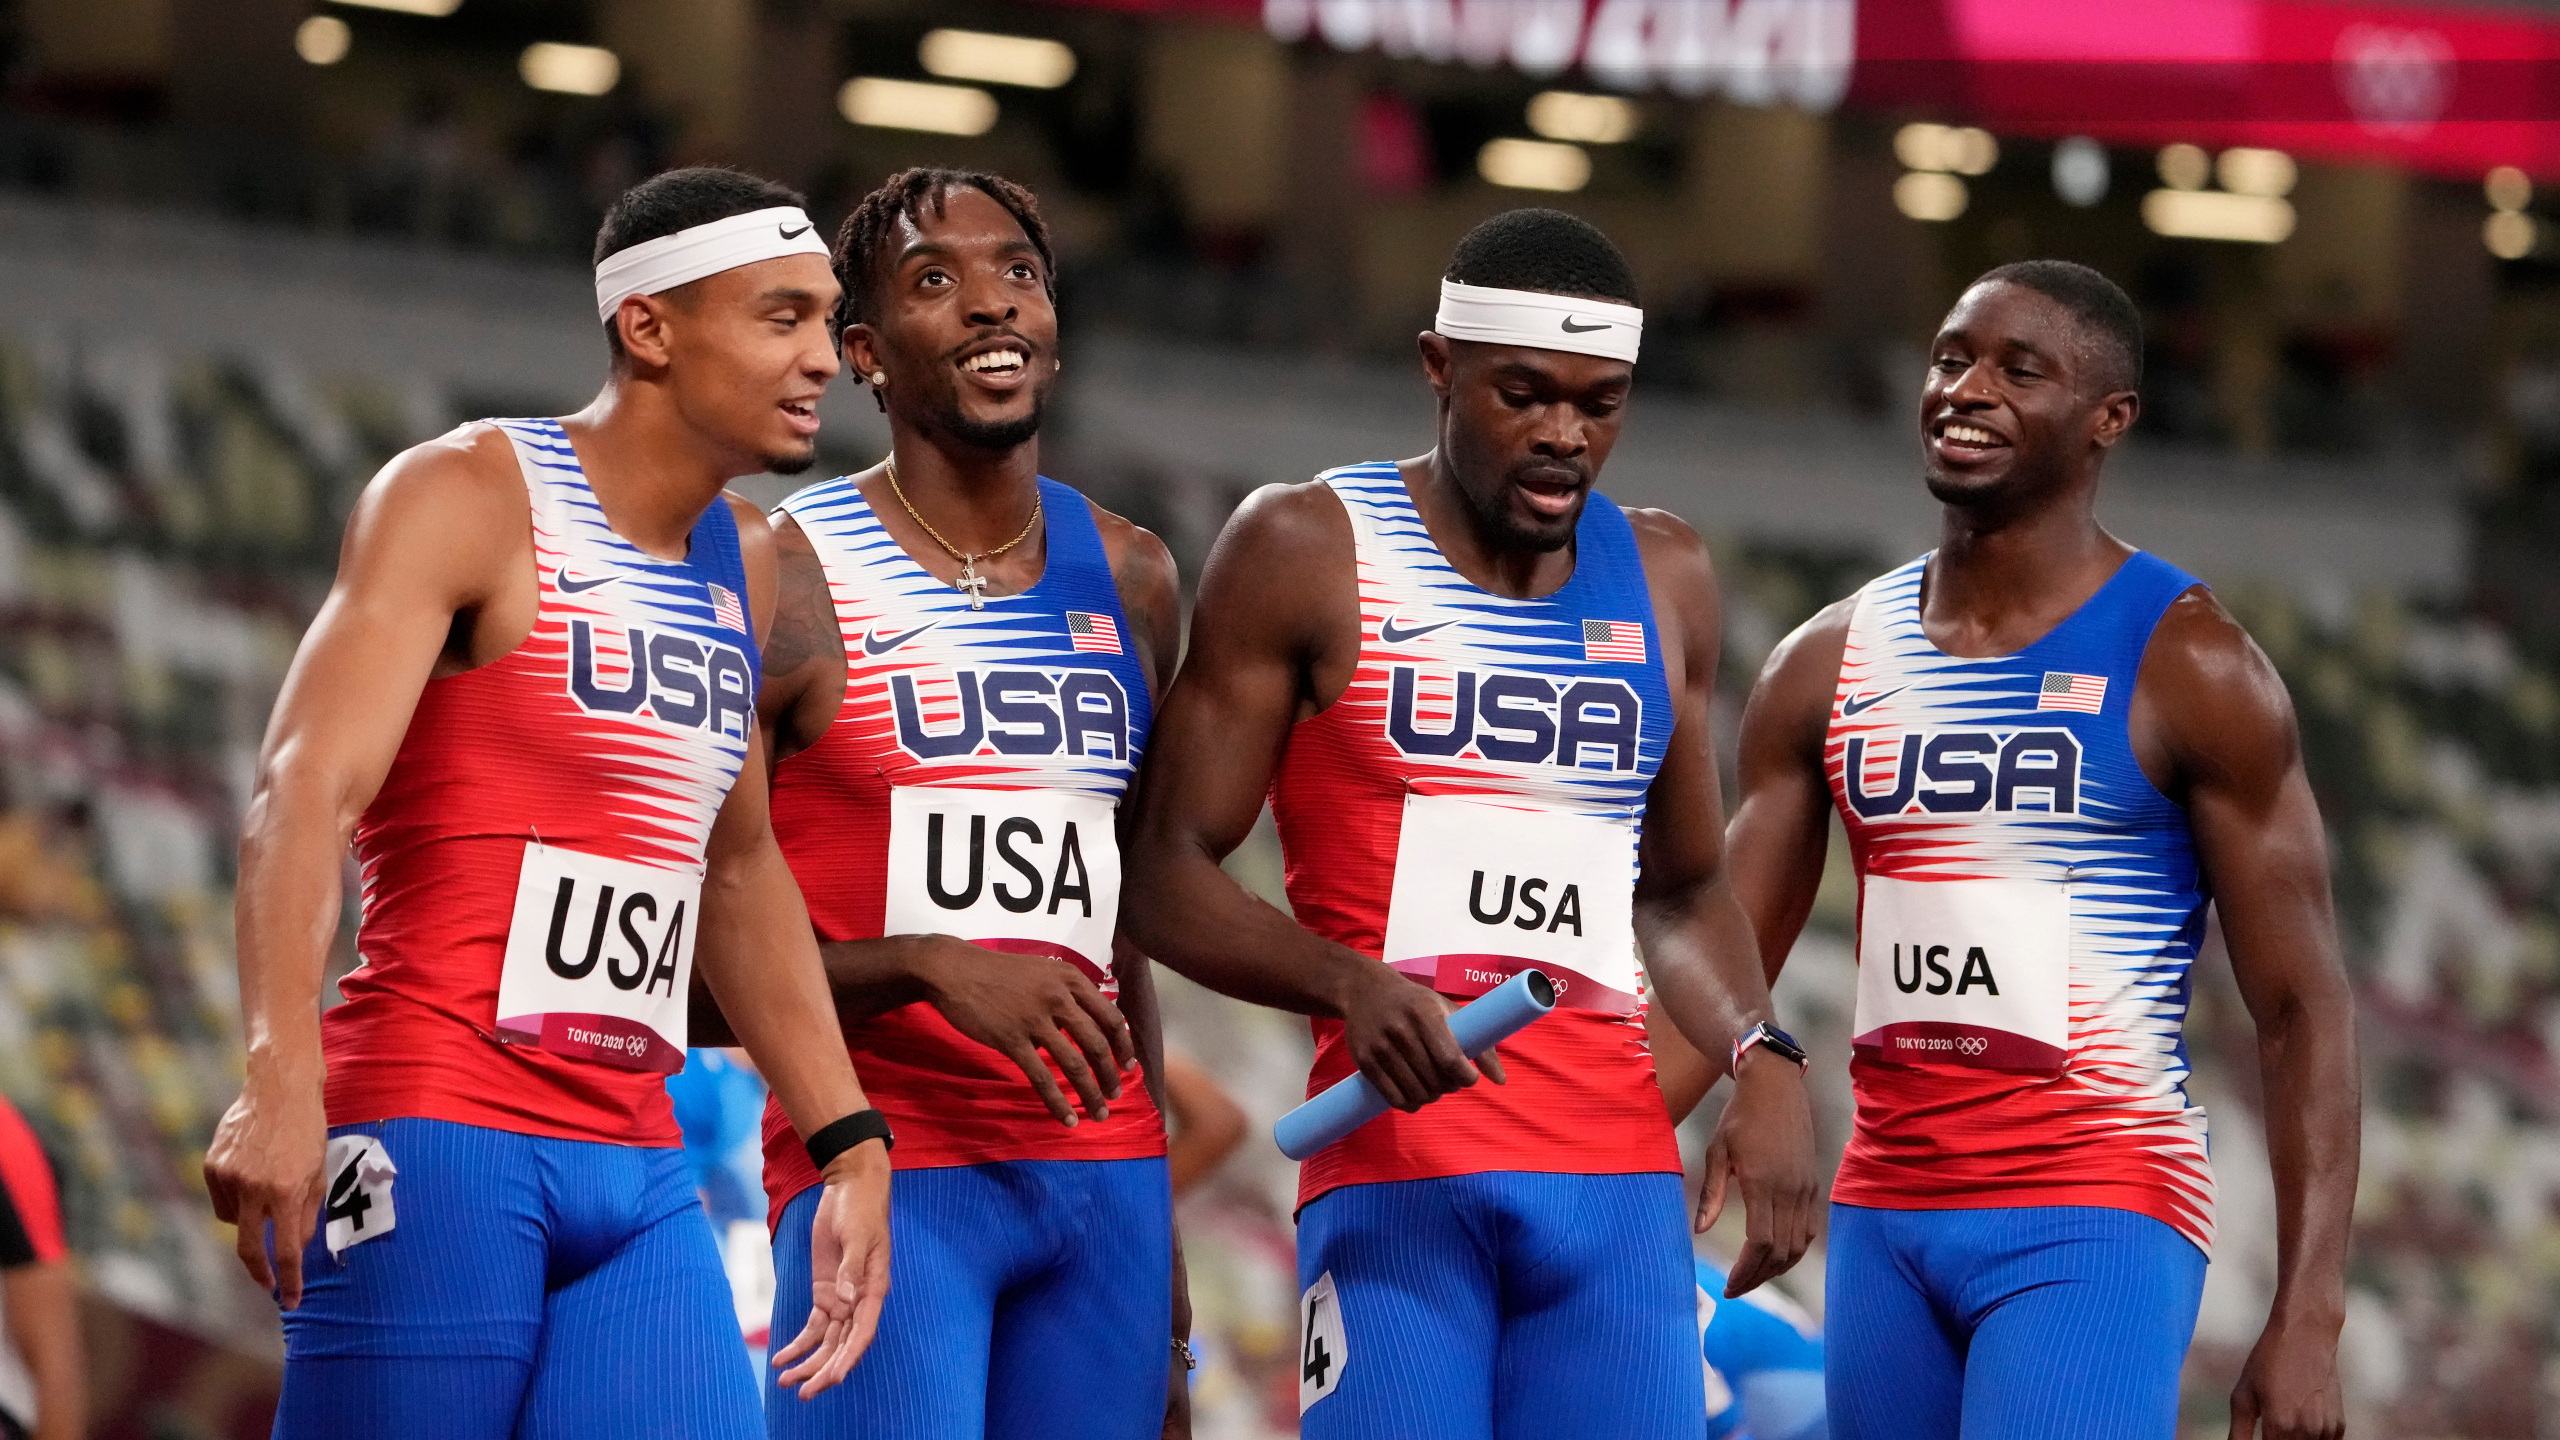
[1923,465,2014,508]
[759,440,822,477]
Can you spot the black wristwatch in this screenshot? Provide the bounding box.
[1731,1020,1809,1072]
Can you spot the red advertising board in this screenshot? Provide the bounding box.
[1026,0,2560,177]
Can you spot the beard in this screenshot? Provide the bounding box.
[759,441,822,477]
[945,400,1044,452]
[1455,461,1585,554]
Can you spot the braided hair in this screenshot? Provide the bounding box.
[832,167,1056,337]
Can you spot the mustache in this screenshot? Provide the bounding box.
[942,326,1037,363]
[1507,457,1592,487]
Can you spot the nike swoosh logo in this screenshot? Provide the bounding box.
[1560,318,1612,333]
[1839,687,1904,716]
[557,572,621,594]
[779,223,812,239]
[1378,617,1458,645]
[862,622,938,656]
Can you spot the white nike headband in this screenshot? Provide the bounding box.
[1433,279,1644,364]
[593,206,830,323]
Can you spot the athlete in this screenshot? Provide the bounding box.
[735,167,1184,1440]
[1724,261,2355,1440]
[1124,208,1817,1440]
[201,166,895,1437]
[0,1094,80,1440]
[1694,1257,1826,1440]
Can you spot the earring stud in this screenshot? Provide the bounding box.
[870,371,886,386]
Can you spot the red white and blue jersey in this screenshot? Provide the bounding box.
[1825,551,2216,1251]
[759,475,1164,1226]
[326,418,760,1147]
[1272,462,1681,1209]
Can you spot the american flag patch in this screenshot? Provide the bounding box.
[708,583,746,633]
[1066,611,1121,654]
[1582,619,1645,664]
[2036,671,2107,713]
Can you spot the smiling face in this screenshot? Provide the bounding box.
[631,251,842,474]
[1424,332,1632,554]
[1920,280,2139,512]
[846,186,1058,454]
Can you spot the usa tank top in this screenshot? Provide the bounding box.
[1824,550,2215,1251]
[1271,461,1682,1210]
[326,417,760,1146]
[758,474,1164,1225]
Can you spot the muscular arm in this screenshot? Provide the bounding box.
[2136,595,2356,1440]
[204,426,526,1308]
[1124,482,1484,1111]
[1657,601,1849,1120]
[1622,511,1817,1295]
[1102,512,1186,1121]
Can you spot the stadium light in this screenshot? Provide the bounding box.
[840,78,1000,137]
[2486,211,2538,260]
[2156,143,2211,191]
[520,43,619,96]
[2142,189,2295,244]
[919,30,1077,89]
[1477,138,1591,192]
[1894,123,1997,176]
[1894,171,1968,222]
[2051,136,2107,207]
[327,0,461,16]
[296,15,351,65]
[1526,92,1638,145]
[2216,147,2297,199]
[2487,166,2532,214]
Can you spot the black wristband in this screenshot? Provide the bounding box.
[804,1109,894,1173]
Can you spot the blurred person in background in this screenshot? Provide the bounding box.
[200,165,895,1437]
[1161,1052,1247,1195]
[0,1095,80,1440]
[1695,1255,1825,1440]
[1715,261,2356,1440]
[1125,207,1816,1440]
[720,166,1186,1440]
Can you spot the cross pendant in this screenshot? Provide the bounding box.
[954,557,990,609]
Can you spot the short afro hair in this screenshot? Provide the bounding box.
[1444,208,1638,306]
[832,167,1056,335]
[1971,259,2144,394]
[593,167,807,359]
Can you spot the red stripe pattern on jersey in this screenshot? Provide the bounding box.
[1824,553,2216,1251]
[324,419,758,1146]
[1272,463,1681,1211]
[758,475,1163,1229]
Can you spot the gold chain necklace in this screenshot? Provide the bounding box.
[881,454,1041,610]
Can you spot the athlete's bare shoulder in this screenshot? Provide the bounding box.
[2131,584,2298,797]
[1198,478,1355,631]
[340,422,528,595]
[1619,505,1718,693]
[1082,496,1183,694]
[1744,597,1855,765]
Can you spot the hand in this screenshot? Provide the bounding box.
[1693,1047,1818,1296]
[202,1066,327,1309]
[773,1140,892,1399]
[1336,966,1500,1112]
[916,936,1134,1126]
[2227,1312,2344,1440]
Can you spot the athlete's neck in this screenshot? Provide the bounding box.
[1923,479,2131,659]
[880,422,1043,554]
[560,382,755,560]
[1406,451,1576,601]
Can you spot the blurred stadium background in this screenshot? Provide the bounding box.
[0,0,2555,1434]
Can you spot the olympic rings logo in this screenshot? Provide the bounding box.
[1955,1036,1989,1057]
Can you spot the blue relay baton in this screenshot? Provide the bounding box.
[1273,968,1558,1161]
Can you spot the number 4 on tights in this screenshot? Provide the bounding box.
[1298,1270,1348,1413]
